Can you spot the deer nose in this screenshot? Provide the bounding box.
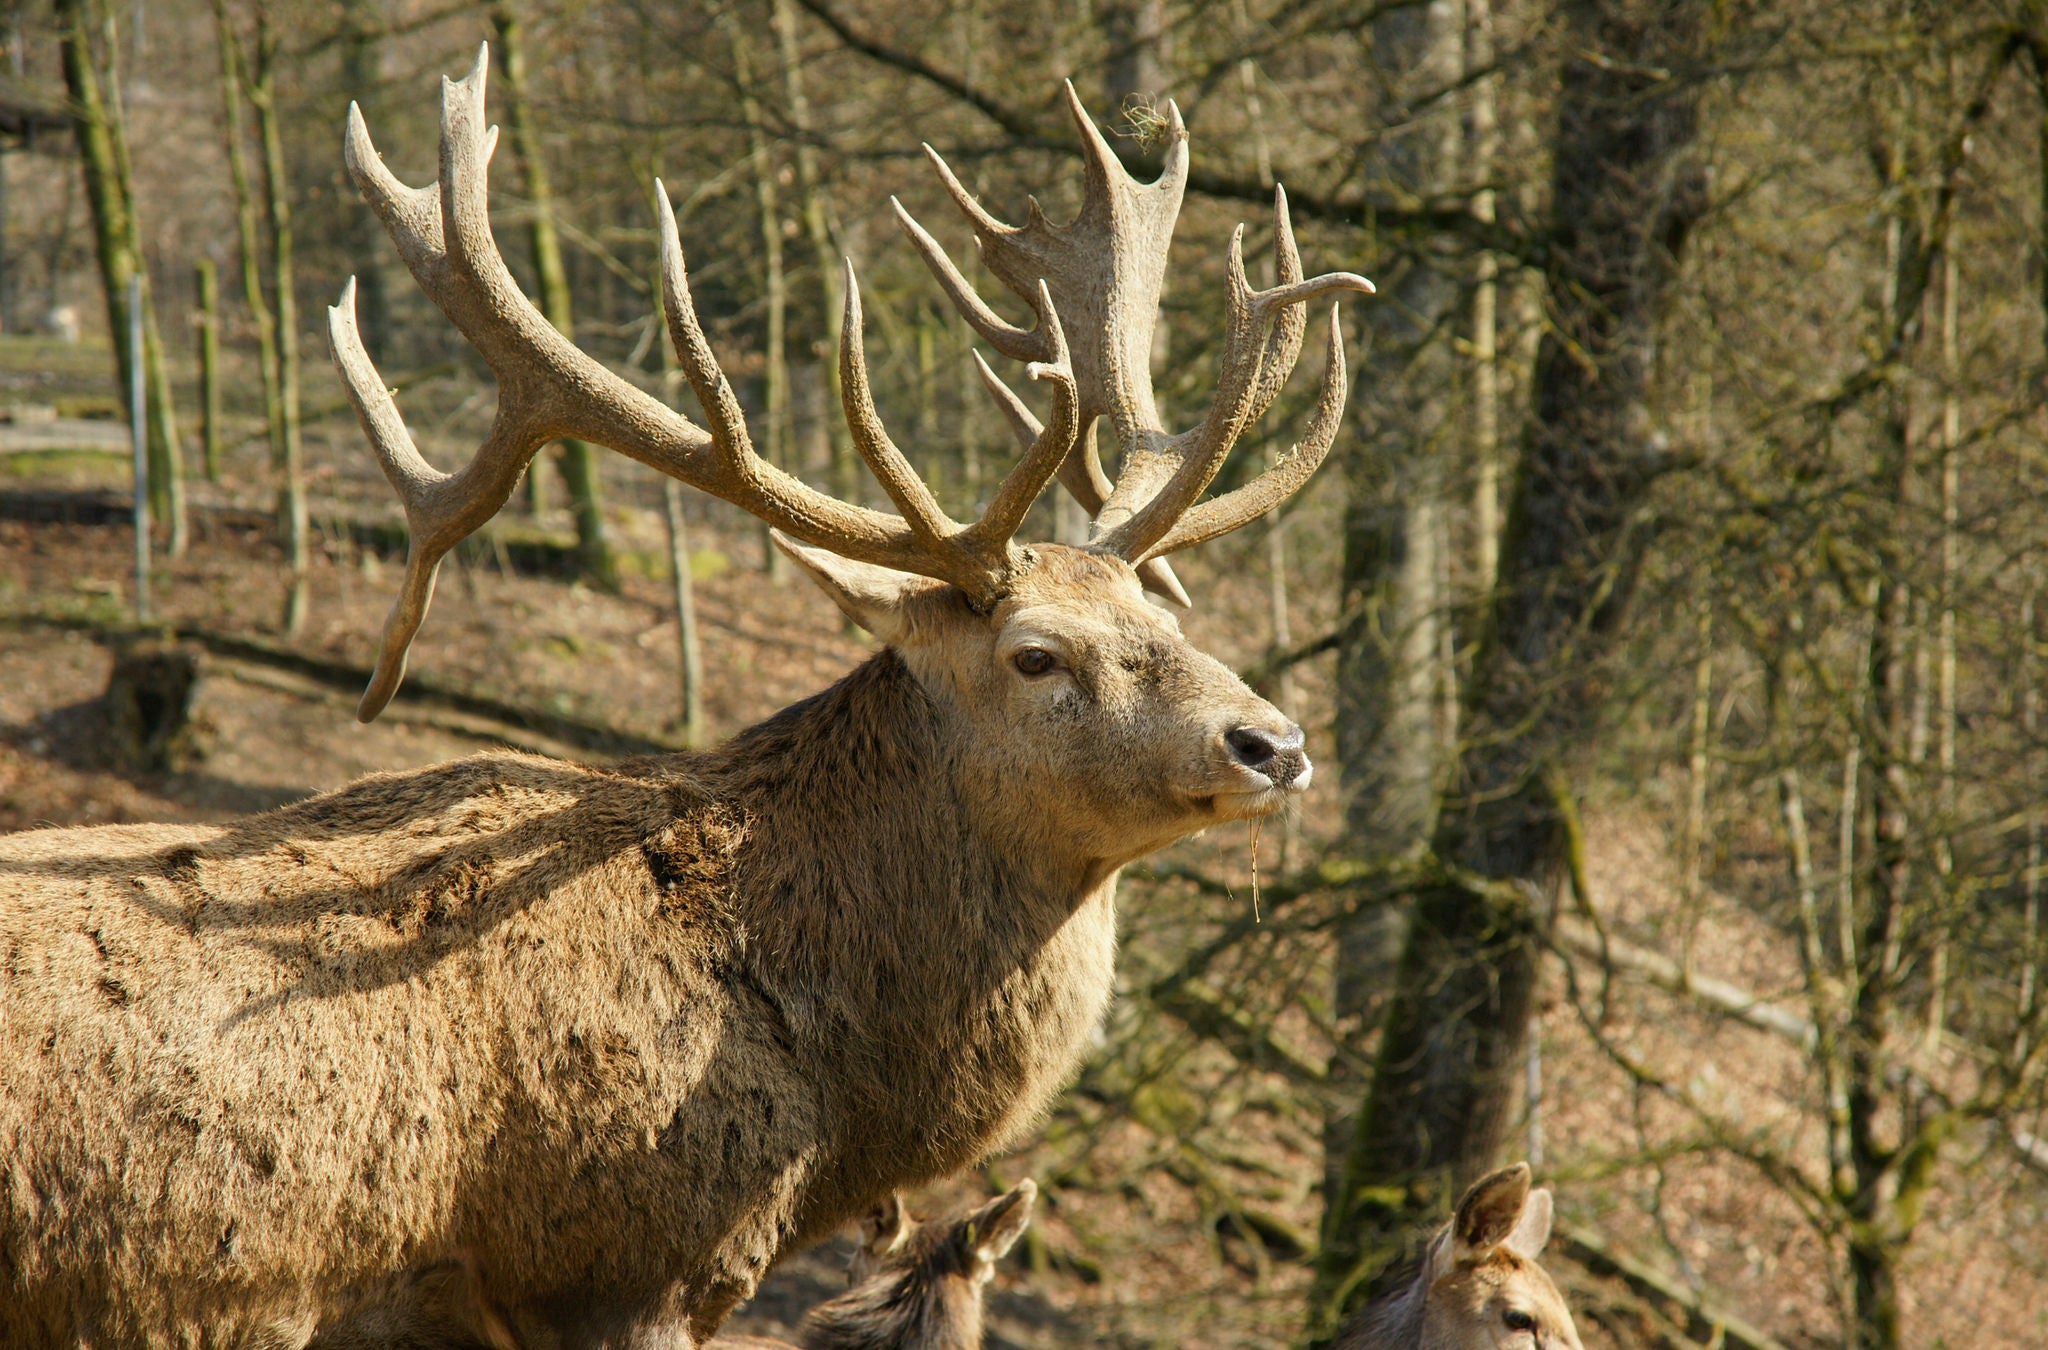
[1225,723,1311,789]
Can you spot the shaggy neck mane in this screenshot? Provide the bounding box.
[710,647,933,766]
[698,648,1098,969]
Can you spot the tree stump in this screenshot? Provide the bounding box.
[105,640,210,774]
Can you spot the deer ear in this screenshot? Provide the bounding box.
[959,1179,1036,1264]
[1452,1163,1533,1264]
[1505,1186,1553,1260]
[860,1192,911,1257]
[772,532,925,644]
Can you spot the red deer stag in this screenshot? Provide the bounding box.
[0,49,1370,1349]
[1333,1165,1583,1350]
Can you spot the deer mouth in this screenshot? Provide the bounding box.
[1211,774,1310,820]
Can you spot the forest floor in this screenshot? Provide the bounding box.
[3,331,2045,1348]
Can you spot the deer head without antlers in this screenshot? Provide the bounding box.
[329,48,1373,717]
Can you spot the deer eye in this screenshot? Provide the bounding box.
[1013,648,1058,676]
[1503,1309,1538,1334]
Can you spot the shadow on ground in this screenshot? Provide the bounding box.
[4,695,314,818]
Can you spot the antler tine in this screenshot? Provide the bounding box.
[894,193,1046,363]
[329,278,537,720]
[343,102,440,271]
[437,46,498,295]
[656,182,768,491]
[1245,187,1307,425]
[972,352,1193,606]
[1143,306,1349,559]
[839,260,957,546]
[961,281,1077,549]
[973,352,1045,450]
[1061,78,1189,209]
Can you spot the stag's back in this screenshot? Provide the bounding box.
[0,751,793,1345]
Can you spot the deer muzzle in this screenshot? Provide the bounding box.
[1224,722,1311,792]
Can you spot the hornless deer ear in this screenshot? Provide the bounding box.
[1504,1187,1553,1260]
[773,532,926,644]
[960,1178,1037,1264]
[860,1192,912,1258]
[1452,1163,1533,1264]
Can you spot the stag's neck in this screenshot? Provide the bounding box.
[693,651,1120,1180]
[705,648,1109,921]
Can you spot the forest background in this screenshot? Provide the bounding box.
[2,0,2046,1346]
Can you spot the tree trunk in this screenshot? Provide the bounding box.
[247,2,308,631]
[721,10,792,584]
[105,639,210,773]
[215,0,281,523]
[1324,0,1463,1223]
[1468,0,1502,595]
[1266,458,1298,870]
[489,0,616,591]
[195,257,220,481]
[664,479,706,748]
[1839,95,1960,1347]
[337,0,392,362]
[2021,586,2042,1063]
[1098,0,1167,109]
[2024,77,2048,1064]
[773,0,855,504]
[1924,245,1960,1049]
[655,263,705,748]
[59,0,185,553]
[1310,0,1705,1337]
[0,143,13,337]
[916,300,940,489]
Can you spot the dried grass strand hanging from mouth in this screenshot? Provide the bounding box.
[1249,818,1262,922]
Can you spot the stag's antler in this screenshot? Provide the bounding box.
[896,83,1373,570]
[329,47,1077,719]
[334,55,1370,718]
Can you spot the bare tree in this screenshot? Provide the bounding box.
[57,0,185,553]
[1325,0,1466,1211]
[1312,0,1707,1335]
[215,0,309,628]
[490,0,617,590]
